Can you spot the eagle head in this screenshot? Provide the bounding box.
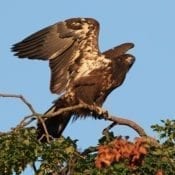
[111,54,135,86]
[115,54,135,70]
[65,17,99,31]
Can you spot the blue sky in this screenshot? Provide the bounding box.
[1,1,175,174]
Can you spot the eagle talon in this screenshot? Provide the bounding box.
[91,106,109,119]
[100,109,109,119]
[102,110,109,119]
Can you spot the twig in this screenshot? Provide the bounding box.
[0,93,51,141]
[0,93,36,114]
[37,115,51,143]
[31,162,37,173]
[15,114,36,129]
[107,115,147,136]
[103,122,116,135]
[82,146,98,155]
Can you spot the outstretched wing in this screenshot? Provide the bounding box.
[103,43,134,59]
[12,18,100,94]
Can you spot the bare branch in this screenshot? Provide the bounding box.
[0,93,51,140]
[31,162,37,173]
[0,93,147,138]
[37,116,51,143]
[42,104,88,118]
[82,146,98,155]
[105,115,147,137]
[15,114,36,129]
[0,93,36,114]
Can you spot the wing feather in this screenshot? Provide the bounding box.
[12,18,99,94]
[12,22,74,60]
[49,44,78,93]
[103,43,134,59]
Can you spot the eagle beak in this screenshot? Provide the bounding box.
[126,56,135,67]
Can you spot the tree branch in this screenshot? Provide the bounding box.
[41,104,147,137]
[0,93,50,141]
[0,93,36,114]
[0,93,147,138]
[107,115,146,136]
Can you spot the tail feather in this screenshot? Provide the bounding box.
[37,98,72,142]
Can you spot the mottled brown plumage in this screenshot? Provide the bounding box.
[12,18,135,141]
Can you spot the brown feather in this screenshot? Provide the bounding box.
[103,43,134,59]
[12,22,74,60]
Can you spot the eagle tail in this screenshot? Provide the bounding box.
[37,98,72,142]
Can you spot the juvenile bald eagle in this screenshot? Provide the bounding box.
[12,18,135,141]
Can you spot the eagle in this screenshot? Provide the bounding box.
[12,18,135,141]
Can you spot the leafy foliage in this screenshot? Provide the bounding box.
[0,119,175,174]
[95,137,148,169]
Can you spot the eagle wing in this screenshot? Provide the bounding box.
[103,43,134,59]
[12,18,99,94]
